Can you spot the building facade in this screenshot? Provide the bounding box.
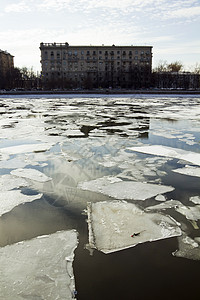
[40,43,153,89]
[0,50,14,75]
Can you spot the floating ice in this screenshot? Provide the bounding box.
[0,191,42,216]
[189,196,200,205]
[176,205,200,221]
[11,168,52,183]
[0,230,78,299]
[0,174,29,191]
[87,201,181,254]
[129,145,200,166]
[172,166,200,178]
[173,234,200,260]
[146,200,182,211]
[146,200,200,221]
[0,143,54,155]
[0,157,28,169]
[79,176,174,200]
[155,194,166,202]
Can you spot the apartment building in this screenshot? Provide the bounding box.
[0,50,14,75]
[40,42,153,89]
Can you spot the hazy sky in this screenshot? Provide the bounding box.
[0,0,199,72]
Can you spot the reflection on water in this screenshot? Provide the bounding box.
[0,95,200,299]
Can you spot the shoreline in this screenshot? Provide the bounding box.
[0,89,200,96]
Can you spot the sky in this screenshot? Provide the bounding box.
[0,0,200,73]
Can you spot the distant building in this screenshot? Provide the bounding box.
[0,49,14,75]
[40,42,153,89]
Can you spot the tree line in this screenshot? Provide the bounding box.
[0,67,39,90]
[1,61,200,90]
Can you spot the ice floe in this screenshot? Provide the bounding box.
[0,230,78,299]
[189,196,200,205]
[87,201,181,254]
[0,191,42,216]
[11,168,52,183]
[129,145,200,166]
[79,176,174,200]
[146,200,200,221]
[173,234,200,260]
[0,143,54,155]
[172,166,200,177]
[0,174,29,191]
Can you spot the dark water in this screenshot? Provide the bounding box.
[0,95,200,299]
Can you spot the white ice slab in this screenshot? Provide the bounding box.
[79,176,174,200]
[87,201,181,254]
[11,168,52,183]
[0,230,78,299]
[129,145,200,166]
[172,166,200,177]
[0,143,54,155]
[0,174,29,191]
[0,191,42,216]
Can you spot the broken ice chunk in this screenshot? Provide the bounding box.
[173,234,200,260]
[11,168,52,183]
[155,194,166,202]
[87,201,181,254]
[79,176,174,200]
[0,174,29,191]
[146,200,200,221]
[0,230,78,299]
[189,196,200,205]
[0,191,42,217]
[129,145,200,166]
[172,166,200,178]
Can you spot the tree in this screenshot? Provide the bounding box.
[167,61,183,73]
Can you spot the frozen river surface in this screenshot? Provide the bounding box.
[0,94,200,299]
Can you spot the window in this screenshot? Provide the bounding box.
[135,50,138,54]
[68,51,72,56]
[74,50,78,56]
[81,50,84,55]
[117,50,120,54]
[87,50,90,55]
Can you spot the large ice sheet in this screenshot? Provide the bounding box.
[129,145,200,166]
[79,176,174,200]
[0,191,42,216]
[0,230,78,299]
[11,168,52,183]
[87,201,181,254]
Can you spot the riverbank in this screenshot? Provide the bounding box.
[0,89,200,96]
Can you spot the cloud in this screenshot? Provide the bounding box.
[5,1,31,13]
[164,6,200,19]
